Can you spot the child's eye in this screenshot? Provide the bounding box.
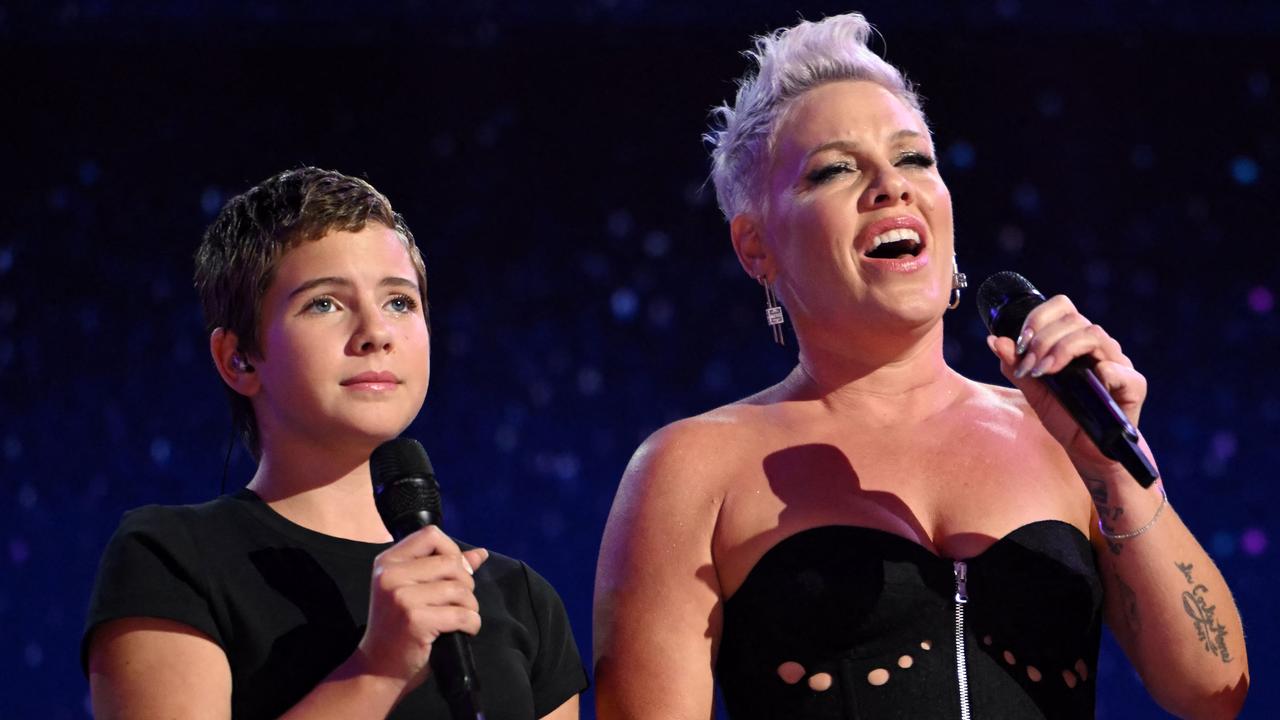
[387,294,419,313]
[305,296,338,314]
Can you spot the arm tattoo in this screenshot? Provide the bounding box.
[1175,561,1194,584]
[1175,561,1233,663]
[1113,571,1142,634]
[1085,476,1125,555]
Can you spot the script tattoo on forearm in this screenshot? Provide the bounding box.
[1086,477,1125,554]
[1176,561,1194,584]
[1175,561,1232,663]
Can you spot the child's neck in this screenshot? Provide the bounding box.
[247,442,394,543]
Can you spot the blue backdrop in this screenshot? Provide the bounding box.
[3,1,1277,717]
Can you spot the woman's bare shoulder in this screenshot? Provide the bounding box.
[615,398,781,508]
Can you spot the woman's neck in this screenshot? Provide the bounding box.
[789,318,967,423]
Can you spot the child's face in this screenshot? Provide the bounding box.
[249,223,430,456]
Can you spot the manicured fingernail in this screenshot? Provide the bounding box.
[1014,352,1036,379]
[985,335,997,353]
[1015,328,1033,356]
[1029,356,1053,378]
[463,557,475,575]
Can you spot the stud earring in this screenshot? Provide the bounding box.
[231,354,254,373]
[759,275,786,346]
[949,257,968,310]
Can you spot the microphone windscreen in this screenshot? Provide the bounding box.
[975,271,1046,338]
[370,438,442,534]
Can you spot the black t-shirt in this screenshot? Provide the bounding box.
[82,490,587,719]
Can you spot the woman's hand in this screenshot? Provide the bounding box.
[354,525,489,689]
[986,294,1156,481]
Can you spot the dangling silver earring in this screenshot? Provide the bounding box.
[949,257,968,310]
[759,275,786,346]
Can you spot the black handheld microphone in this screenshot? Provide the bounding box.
[976,272,1158,488]
[370,438,485,719]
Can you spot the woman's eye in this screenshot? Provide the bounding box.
[897,152,936,168]
[387,294,419,313]
[807,162,855,184]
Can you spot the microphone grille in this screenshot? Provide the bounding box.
[370,438,434,491]
[975,271,1042,334]
[370,438,442,526]
[378,474,442,523]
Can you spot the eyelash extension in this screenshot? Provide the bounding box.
[807,162,855,184]
[897,151,936,168]
[806,151,934,185]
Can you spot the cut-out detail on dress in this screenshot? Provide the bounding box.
[982,634,993,646]
[1074,659,1089,681]
[920,639,932,650]
[776,661,805,684]
[898,655,914,669]
[1062,669,1079,689]
[1003,650,1017,665]
[867,668,890,686]
[808,673,833,691]
[1026,666,1042,682]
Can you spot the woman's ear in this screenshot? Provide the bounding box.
[210,328,261,398]
[730,212,773,281]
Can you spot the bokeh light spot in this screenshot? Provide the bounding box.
[150,437,172,466]
[1230,156,1259,186]
[577,367,603,396]
[24,642,43,668]
[1247,71,1270,99]
[1210,431,1237,462]
[1241,528,1267,557]
[1246,286,1273,314]
[3,435,21,460]
[201,186,223,216]
[1013,183,1040,214]
[79,160,100,186]
[610,287,639,321]
[607,209,633,239]
[643,230,671,258]
[9,538,30,565]
[945,140,975,170]
[1211,530,1236,559]
[18,484,36,509]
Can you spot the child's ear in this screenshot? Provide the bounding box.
[210,328,261,397]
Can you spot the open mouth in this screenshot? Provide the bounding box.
[864,227,924,259]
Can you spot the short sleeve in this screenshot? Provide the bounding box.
[521,562,589,717]
[81,505,223,673]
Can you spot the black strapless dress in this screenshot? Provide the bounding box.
[716,521,1103,719]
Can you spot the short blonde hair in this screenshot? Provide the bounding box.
[705,13,924,220]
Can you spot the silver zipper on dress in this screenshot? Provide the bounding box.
[954,560,972,720]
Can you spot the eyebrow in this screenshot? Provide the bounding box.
[804,130,927,160]
[286,276,420,299]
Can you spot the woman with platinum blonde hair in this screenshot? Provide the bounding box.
[594,13,1247,719]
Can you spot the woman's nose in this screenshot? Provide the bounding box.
[862,166,912,209]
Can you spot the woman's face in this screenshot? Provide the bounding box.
[758,80,955,336]
[248,223,431,456]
